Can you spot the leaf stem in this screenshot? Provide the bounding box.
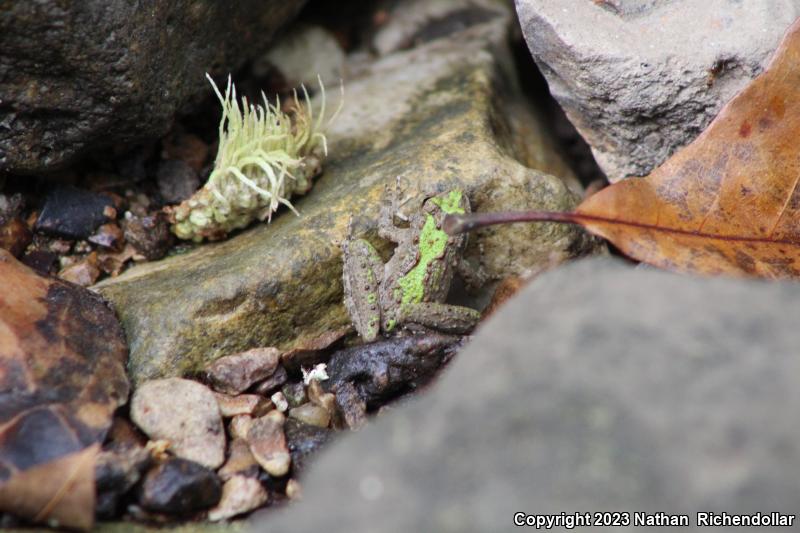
[443,211,583,235]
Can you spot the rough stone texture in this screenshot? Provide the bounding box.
[34,186,115,239]
[284,418,332,474]
[206,348,281,395]
[255,24,346,88]
[208,475,268,522]
[0,0,307,175]
[247,411,290,477]
[138,458,222,515]
[260,257,800,532]
[218,439,259,482]
[130,378,225,469]
[96,0,597,384]
[515,0,800,181]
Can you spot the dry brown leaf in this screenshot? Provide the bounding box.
[574,17,800,277]
[447,19,800,278]
[0,445,99,530]
[0,249,129,529]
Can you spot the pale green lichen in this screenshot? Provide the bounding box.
[167,74,342,241]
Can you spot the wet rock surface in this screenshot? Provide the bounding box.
[284,418,332,474]
[34,186,115,239]
[95,0,597,384]
[130,378,226,469]
[327,334,464,407]
[95,446,152,519]
[0,0,308,174]
[515,0,800,180]
[333,381,367,430]
[138,458,222,515]
[261,257,800,532]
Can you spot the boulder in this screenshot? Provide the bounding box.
[95,0,597,383]
[515,0,800,180]
[0,0,307,174]
[261,258,800,532]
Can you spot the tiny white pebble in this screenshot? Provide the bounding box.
[271,391,288,412]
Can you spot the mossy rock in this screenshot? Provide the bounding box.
[95,5,596,384]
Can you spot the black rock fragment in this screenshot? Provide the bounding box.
[34,186,115,239]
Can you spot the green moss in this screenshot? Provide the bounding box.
[430,190,466,214]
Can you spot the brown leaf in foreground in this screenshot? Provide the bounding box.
[574,16,800,277]
[0,249,129,529]
[0,445,99,530]
[447,18,800,278]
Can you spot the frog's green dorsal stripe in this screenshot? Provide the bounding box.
[430,189,466,215]
[392,190,465,314]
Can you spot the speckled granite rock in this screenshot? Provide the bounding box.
[95,0,597,384]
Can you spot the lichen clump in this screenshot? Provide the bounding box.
[167,74,340,241]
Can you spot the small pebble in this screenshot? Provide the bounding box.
[95,444,152,519]
[228,414,254,440]
[271,391,288,412]
[21,249,59,275]
[157,159,200,204]
[285,479,303,500]
[122,211,172,260]
[284,418,331,473]
[0,218,31,257]
[307,380,337,418]
[207,475,268,522]
[58,252,100,286]
[34,185,115,239]
[218,439,259,481]
[253,365,288,395]
[88,222,124,251]
[289,403,330,428]
[281,382,307,408]
[214,392,272,418]
[96,243,137,276]
[247,410,291,477]
[131,378,226,469]
[139,458,222,515]
[206,347,281,395]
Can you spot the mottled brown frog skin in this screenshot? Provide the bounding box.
[342,189,481,342]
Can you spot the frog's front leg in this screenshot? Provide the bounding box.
[377,180,408,243]
[342,238,384,342]
[399,302,481,335]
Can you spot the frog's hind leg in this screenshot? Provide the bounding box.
[342,237,384,342]
[400,302,481,335]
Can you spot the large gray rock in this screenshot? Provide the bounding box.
[0,0,306,175]
[515,0,800,181]
[95,0,597,384]
[258,258,800,532]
